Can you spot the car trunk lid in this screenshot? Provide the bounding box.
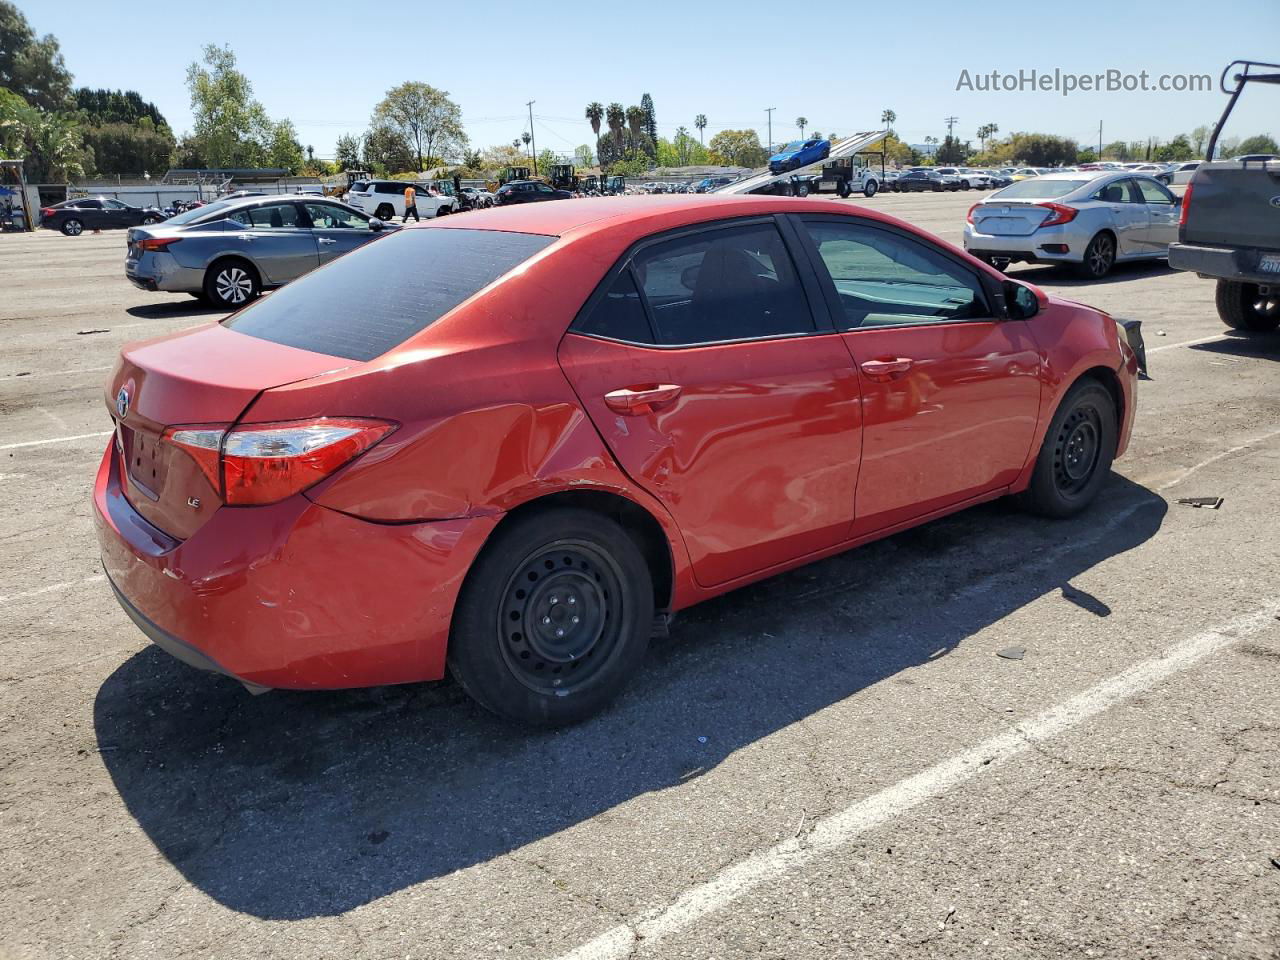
[106,324,351,540]
[970,201,1052,236]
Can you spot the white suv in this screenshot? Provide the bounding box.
[345,180,457,220]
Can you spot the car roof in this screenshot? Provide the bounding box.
[427,194,913,240]
[1033,171,1107,180]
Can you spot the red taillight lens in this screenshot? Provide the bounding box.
[41,207,54,218]
[222,418,395,505]
[966,203,980,225]
[1178,183,1192,228]
[163,418,395,506]
[1035,202,1078,228]
[138,236,180,252]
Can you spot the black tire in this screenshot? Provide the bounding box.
[1215,279,1280,332]
[61,218,83,236]
[1076,231,1116,279]
[203,258,260,308]
[961,180,971,190]
[837,181,851,199]
[374,203,395,221]
[448,507,655,726]
[1017,379,1117,518]
[796,183,810,198]
[864,179,878,198]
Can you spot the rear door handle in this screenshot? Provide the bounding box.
[603,384,682,415]
[860,358,914,379]
[318,237,337,244]
[236,234,255,241]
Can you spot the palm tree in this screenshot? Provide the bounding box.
[585,102,604,140]
[924,134,938,157]
[606,102,625,147]
[695,114,707,145]
[625,105,646,146]
[977,122,999,153]
[795,116,807,138]
[881,109,896,134]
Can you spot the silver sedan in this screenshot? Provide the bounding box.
[125,196,396,308]
[963,172,1180,279]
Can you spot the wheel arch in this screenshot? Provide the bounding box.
[1014,364,1125,494]
[479,488,676,612]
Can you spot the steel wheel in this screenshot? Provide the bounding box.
[498,539,626,697]
[1053,406,1102,497]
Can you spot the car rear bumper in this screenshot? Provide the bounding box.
[1168,242,1280,285]
[964,227,1082,263]
[93,443,500,691]
[125,253,203,293]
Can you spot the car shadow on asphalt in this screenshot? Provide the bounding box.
[1188,330,1280,361]
[125,300,229,320]
[1005,261,1177,287]
[93,474,1166,921]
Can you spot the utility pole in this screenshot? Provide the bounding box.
[944,115,958,139]
[765,107,775,155]
[527,100,537,174]
[1098,120,1103,158]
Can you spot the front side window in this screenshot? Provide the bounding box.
[630,222,814,345]
[231,203,302,229]
[801,219,988,330]
[303,203,370,229]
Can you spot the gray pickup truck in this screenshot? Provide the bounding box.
[1168,60,1280,334]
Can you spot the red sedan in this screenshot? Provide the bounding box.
[95,196,1140,724]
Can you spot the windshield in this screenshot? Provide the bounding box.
[994,179,1089,199]
[778,141,805,153]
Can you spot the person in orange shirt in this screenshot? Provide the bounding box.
[403,184,419,222]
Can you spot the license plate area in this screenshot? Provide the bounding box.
[1258,253,1280,274]
[119,423,168,500]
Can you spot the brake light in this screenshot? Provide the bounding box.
[966,203,980,225]
[1036,202,1078,228]
[163,418,395,506]
[1178,183,1193,227]
[138,236,181,252]
[41,207,54,218]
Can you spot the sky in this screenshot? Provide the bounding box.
[28,0,1280,160]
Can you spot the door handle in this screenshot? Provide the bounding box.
[860,358,914,379]
[318,237,337,244]
[603,384,682,415]
[236,234,255,241]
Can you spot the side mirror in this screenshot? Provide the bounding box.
[369,217,384,232]
[1004,279,1040,320]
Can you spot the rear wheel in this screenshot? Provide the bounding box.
[61,218,83,236]
[1017,379,1117,518]
[448,507,654,726]
[837,181,851,199]
[374,203,395,220]
[1216,279,1280,332]
[1076,231,1116,279]
[203,259,260,308]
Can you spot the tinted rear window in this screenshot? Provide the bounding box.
[224,228,554,362]
[994,179,1089,199]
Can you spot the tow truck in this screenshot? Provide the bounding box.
[712,130,889,198]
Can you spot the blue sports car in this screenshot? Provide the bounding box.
[768,138,831,174]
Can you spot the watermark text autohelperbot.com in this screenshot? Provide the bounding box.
[956,68,1212,96]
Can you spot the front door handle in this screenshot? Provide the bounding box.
[603,384,682,416]
[860,358,914,379]
[318,237,337,244]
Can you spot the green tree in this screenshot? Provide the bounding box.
[585,102,603,140]
[1190,125,1212,157]
[266,118,304,173]
[335,133,362,170]
[574,143,594,168]
[0,2,72,111]
[707,129,767,167]
[362,121,414,174]
[74,88,169,130]
[694,113,707,144]
[976,122,998,153]
[1001,132,1077,166]
[0,88,88,180]
[880,109,896,134]
[1234,133,1279,156]
[1154,134,1194,162]
[625,105,645,142]
[373,81,467,171]
[795,116,807,138]
[185,44,275,167]
[640,93,657,145]
[80,123,174,176]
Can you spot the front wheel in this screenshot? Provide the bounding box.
[1017,379,1117,518]
[864,179,878,198]
[448,507,655,726]
[203,260,260,308]
[61,218,83,236]
[1216,279,1280,332]
[796,183,810,197]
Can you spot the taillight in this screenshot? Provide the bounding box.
[162,418,395,506]
[1036,202,1078,228]
[1178,183,1192,228]
[966,203,980,225]
[41,207,54,218]
[138,236,180,252]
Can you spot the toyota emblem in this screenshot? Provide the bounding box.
[115,386,131,419]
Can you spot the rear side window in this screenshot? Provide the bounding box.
[576,270,653,343]
[224,228,554,361]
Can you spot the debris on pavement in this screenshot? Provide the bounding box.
[76,329,110,335]
[1176,497,1223,510]
[997,647,1026,660]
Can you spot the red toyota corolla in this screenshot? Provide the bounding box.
[95,196,1140,724]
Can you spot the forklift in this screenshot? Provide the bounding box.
[499,166,532,186]
[548,164,580,191]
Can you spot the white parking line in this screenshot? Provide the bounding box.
[0,431,112,451]
[0,575,105,605]
[1158,426,1280,492]
[552,601,1280,960]
[1147,333,1227,354]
